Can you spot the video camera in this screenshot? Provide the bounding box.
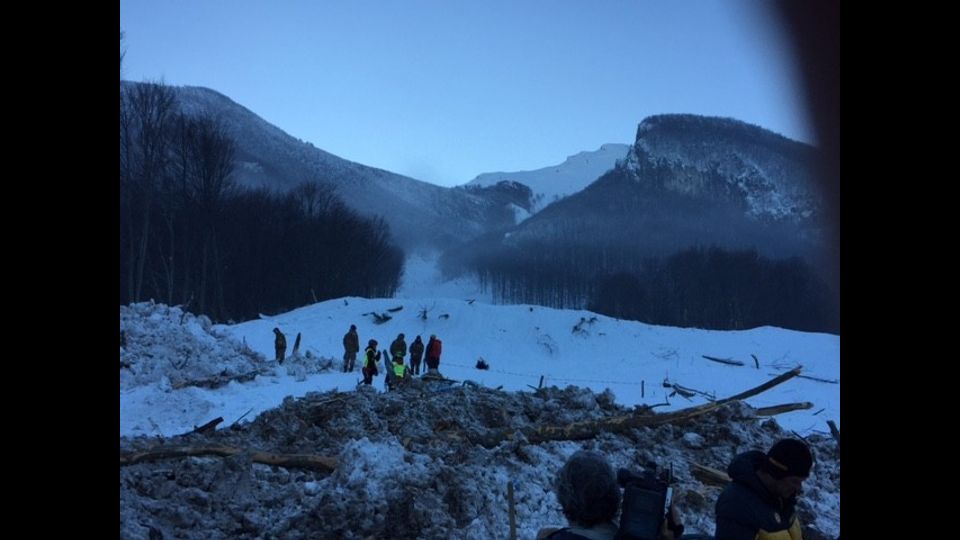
[615,463,672,540]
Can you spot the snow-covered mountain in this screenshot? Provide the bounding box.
[624,115,819,221]
[465,144,631,214]
[488,115,824,261]
[132,82,515,250]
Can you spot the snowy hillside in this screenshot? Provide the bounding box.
[466,144,631,213]
[120,299,840,539]
[121,297,838,439]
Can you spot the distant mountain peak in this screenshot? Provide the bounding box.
[465,143,631,214]
[624,114,819,221]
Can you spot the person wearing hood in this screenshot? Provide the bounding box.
[272,328,286,364]
[342,324,359,372]
[409,335,425,375]
[715,438,814,540]
[361,339,381,385]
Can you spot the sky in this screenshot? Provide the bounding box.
[119,0,812,187]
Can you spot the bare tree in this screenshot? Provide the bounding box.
[121,82,177,303]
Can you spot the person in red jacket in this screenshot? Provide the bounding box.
[424,334,442,373]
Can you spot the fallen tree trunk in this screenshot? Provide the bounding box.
[796,374,839,384]
[461,368,803,448]
[171,370,262,390]
[690,462,731,486]
[755,402,813,416]
[702,355,745,366]
[183,416,223,436]
[827,420,840,451]
[119,445,337,472]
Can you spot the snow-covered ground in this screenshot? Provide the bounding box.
[120,256,839,539]
[121,293,838,439]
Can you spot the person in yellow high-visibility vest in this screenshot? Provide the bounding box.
[388,357,408,390]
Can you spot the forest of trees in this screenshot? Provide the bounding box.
[119,77,403,322]
[451,240,838,333]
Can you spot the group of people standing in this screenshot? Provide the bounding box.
[341,324,443,388]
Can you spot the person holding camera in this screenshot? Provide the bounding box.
[537,450,684,540]
[714,438,813,540]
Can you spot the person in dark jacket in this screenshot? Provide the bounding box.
[409,335,425,375]
[273,328,286,364]
[361,339,381,385]
[343,324,360,372]
[390,333,407,363]
[715,438,814,540]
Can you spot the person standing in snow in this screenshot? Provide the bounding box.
[361,339,380,385]
[390,333,407,364]
[273,327,287,364]
[424,334,442,373]
[409,335,425,375]
[388,355,409,391]
[714,438,814,540]
[343,324,360,372]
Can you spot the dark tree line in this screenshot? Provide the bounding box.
[120,81,403,321]
[451,238,838,333]
[589,247,838,333]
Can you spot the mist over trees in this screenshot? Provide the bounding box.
[120,79,403,322]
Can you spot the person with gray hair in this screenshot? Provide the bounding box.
[538,450,684,540]
[538,450,620,539]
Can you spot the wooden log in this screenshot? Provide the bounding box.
[827,420,840,451]
[754,402,813,416]
[796,374,839,384]
[460,368,803,448]
[119,445,337,472]
[292,332,302,357]
[171,370,261,390]
[690,463,731,486]
[702,355,745,366]
[507,481,517,540]
[188,416,223,435]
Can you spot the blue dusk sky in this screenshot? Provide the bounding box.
[119,0,812,187]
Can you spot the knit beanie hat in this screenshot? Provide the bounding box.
[764,439,813,479]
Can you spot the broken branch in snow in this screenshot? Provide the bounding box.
[827,420,840,451]
[663,380,716,401]
[797,374,839,384]
[754,402,813,416]
[702,355,745,366]
[119,445,337,472]
[767,372,838,384]
[183,417,223,436]
[231,408,254,428]
[171,370,262,390]
[507,481,517,540]
[690,463,731,486]
[461,368,803,448]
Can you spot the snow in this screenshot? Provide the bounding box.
[466,144,631,213]
[121,295,838,439]
[120,256,839,539]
